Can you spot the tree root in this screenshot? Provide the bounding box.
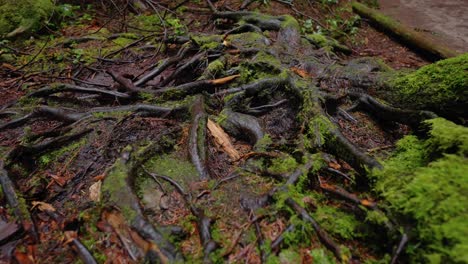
[218,108,264,145]
[29,83,132,99]
[0,105,185,133]
[102,145,183,263]
[0,161,37,241]
[0,106,86,131]
[159,51,207,87]
[391,233,409,264]
[135,44,191,87]
[152,75,240,100]
[223,24,262,37]
[142,168,218,262]
[320,182,377,209]
[189,95,210,180]
[326,125,382,175]
[213,76,288,97]
[7,128,92,164]
[348,92,437,127]
[213,11,283,31]
[243,99,288,115]
[68,239,98,264]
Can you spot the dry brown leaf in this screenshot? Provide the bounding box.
[207,119,240,161]
[328,162,341,170]
[210,74,240,85]
[31,201,56,212]
[290,67,310,78]
[89,180,102,202]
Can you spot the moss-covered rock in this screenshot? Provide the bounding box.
[372,118,468,263]
[0,0,54,38]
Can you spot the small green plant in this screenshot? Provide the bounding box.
[166,18,186,36]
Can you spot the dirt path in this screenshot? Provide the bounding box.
[378,0,468,53]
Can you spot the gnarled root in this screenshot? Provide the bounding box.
[189,95,210,180]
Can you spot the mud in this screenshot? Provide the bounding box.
[378,0,468,53]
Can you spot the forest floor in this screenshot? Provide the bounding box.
[0,0,455,263]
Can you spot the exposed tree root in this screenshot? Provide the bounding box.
[102,145,183,263]
[0,161,37,241]
[135,45,191,86]
[348,92,437,127]
[29,83,132,99]
[189,95,210,180]
[7,128,93,163]
[219,108,264,145]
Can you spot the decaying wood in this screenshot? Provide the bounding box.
[207,118,240,160]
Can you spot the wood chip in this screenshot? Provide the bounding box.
[89,180,102,202]
[207,119,240,161]
[31,201,56,212]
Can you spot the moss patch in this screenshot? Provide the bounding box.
[144,153,198,187]
[372,118,468,263]
[390,53,468,116]
[0,0,54,37]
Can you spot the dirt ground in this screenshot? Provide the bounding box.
[378,0,468,53]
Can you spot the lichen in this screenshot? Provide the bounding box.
[372,118,468,263]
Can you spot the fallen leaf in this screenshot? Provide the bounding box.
[290,67,310,78]
[31,201,56,212]
[89,180,102,202]
[328,162,341,170]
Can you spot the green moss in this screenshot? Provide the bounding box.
[279,15,300,30]
[38,137,87,167]
[144,154,198,186]
[226,32,268,49]
[255,134,273,151]
[202,58,225,79]
[0,0,54,37]
[268,155,298,175]
[278,249,302,263]
[102,156,137,221]
[312,206,361,240]
[191,34,223,50]
[309,248,335,264]
[372,118,468,263]
[390,53,468,115]
[305,33,350,53]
